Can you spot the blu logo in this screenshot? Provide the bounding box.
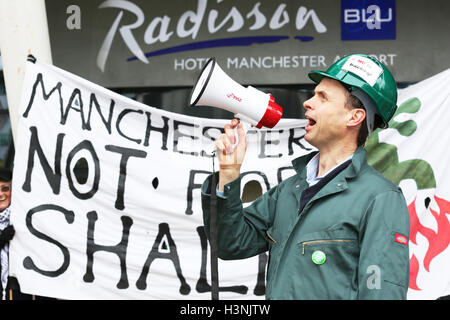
[344,5,393,29]
[341,0,396,41]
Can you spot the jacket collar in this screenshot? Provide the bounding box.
[344,146,367,179]
[291,150,318,177]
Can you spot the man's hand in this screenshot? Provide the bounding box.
[215,118,248,191]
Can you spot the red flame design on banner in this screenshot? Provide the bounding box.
[408,196,450,290]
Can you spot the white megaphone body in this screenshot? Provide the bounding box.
[189,58,283,130]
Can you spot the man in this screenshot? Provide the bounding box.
[0,168,15,300]
[0,168,35,300]
[201,54,410,299]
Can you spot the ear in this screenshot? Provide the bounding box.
[347,108,366,128]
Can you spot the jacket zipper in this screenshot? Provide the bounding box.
[266,231,277,244]
[301,240,351,255]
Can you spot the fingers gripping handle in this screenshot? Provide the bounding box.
[212,116,250,156]
[232,115,251,149]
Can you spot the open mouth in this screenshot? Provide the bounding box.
[305,115,316,131]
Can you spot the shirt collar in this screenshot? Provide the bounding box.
[305,153,354,187]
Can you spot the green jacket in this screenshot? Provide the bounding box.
[201,147,410,299]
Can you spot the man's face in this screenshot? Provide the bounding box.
[303,77,351,149]
[0,180,11,211]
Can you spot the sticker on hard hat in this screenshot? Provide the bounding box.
[341,55,383,86]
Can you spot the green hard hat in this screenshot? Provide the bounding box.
[308,54,398,131]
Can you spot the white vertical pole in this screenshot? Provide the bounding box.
[0,0,53,144]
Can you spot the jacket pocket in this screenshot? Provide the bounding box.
[381,231,409,287]
[294,231,358,299]
[300,239,352,255]
[298,234,358,264]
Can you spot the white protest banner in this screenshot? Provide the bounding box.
[365,68,450,300]
[9,56,310,300]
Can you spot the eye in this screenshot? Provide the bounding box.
[318,92,327,101]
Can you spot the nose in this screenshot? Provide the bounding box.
[303,97,313,111]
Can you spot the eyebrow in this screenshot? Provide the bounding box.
[314,89,328,99]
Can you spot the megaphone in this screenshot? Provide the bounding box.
[189,58,283,129]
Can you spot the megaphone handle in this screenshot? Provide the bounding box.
[232,119,251,149]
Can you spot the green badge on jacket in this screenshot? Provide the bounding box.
[312,250,326,265]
